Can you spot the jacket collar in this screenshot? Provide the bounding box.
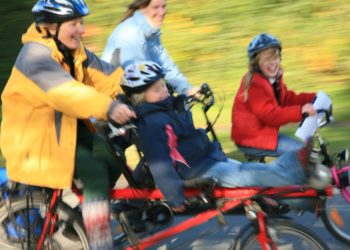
[253,72,284,84]
[135,96,174,116]
[133,10,160,38]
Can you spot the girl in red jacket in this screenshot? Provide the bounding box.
[231,33,316,158]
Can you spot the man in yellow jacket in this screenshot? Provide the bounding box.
[0,0,136,249]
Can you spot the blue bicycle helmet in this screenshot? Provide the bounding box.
[120,61,165,97]
[247,33,281,60]
[32,0,90,23]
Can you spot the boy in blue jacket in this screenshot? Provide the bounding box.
[120,61,333,212]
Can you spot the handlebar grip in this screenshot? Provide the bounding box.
[302,113,309,119]
[299,108,333,127]
[199,83,213,97]
[298,113,309,127]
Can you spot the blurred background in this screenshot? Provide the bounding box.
[0,0,349,165]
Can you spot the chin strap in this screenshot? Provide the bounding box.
[55,37,76,78]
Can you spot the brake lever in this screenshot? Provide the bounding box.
[107,122,137,138]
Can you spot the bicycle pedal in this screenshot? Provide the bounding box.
[118,211,140,246]
[258,197,290,214]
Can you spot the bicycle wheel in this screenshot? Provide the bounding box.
[0,192,89,250]
[232,219,329,250]
[320,187,350,245]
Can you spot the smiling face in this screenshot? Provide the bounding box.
[140,0,166,28]
[49,17,85,50]
[144,79,169,103]
[257,48,281,79]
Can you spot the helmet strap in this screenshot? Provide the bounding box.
[55,22,62,39]
[50,22,76,78]
[57,41,76,78]
[35,22,43,33]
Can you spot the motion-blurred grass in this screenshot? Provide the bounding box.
[0,0,349,166]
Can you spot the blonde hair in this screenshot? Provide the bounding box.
[120,0,151,23]
[130,92,146,106]
[243,47,281,102]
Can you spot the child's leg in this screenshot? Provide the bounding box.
[275,134,304,155]
[238,134,303,158]
[201,151,306,187]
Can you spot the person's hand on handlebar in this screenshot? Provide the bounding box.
[301,103,316,117]
[108,100,136,124]
[187,86,201,97]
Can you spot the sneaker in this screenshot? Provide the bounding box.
[299,138,333,190]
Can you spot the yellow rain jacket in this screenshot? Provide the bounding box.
[0,23,123,188]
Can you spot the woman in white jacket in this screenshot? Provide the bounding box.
[102,0,199,95]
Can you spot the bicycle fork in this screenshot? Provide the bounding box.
[244,200,278,250]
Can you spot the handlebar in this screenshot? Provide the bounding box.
[186,83,223,144]
[107,122,137,138]
[186,83,215,112]
[299,106,333,128]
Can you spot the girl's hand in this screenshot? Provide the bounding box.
[187,86,201,97]
[301,103,316,117]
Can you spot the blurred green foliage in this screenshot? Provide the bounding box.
[0,0,349,164]
[0,0,36,94]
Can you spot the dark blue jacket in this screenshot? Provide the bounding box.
[135,96,227,206]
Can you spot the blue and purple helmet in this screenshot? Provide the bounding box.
[120,61,165,97]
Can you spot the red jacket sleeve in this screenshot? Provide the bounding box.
[246,74,315,127]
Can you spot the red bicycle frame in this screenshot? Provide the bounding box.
[70,183,334,250]
[36,167,350,250]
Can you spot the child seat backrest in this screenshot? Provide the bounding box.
[109,94,156,189]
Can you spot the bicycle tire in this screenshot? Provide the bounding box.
[320,187,350,245]
[232,219,329,250]
[0,192,89,250]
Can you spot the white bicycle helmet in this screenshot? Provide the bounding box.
[121,61,165,97]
